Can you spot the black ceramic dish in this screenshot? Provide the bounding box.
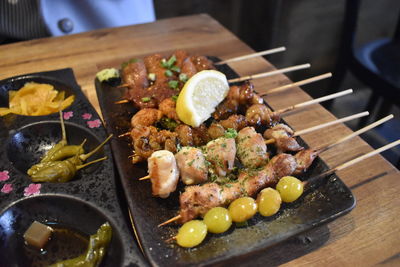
[0,69,147,267]
[95,59,356,266]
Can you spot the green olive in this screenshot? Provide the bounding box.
[276,176,304,203]
[176,220,207,248]
[256,187,282,216]
[228,197,258,223]
[203,207,232,234]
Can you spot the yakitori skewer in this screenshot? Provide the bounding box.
[292,111,370,137]
[215,46,286,65]
[157,118,395,226]
[276,89,353,115]
[228,63,311,83]
[264,111,370,144]
[307,138,400,185]
[260,73,332,96]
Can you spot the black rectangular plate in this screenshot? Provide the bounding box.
[0,69,146,267]
[95,60,356,266]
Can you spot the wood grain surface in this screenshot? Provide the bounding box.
[0,14,399,266]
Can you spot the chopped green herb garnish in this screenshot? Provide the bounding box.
[224,128,238,139]
[168,80,179,89]
[167,55,177,67]
[170,66,181,73]
[165,69,173,77]
[179,73,188,82]
[188,159,195,166]
[171,95,178,101]
[141,97,151,102]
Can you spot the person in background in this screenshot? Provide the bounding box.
[0,0,155,43]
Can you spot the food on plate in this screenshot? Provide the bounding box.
[148,150,179,198]
[49,222,112,267]
[203,207,232,234]
[0,82,74,116]
[256,188,282,217]
[176,70,230,127]
[23,221,54,249]
[176,220,207,248]
[27,111,112,182]
[175,147,208,185]
[276,176,304,202]
[228,197,258,223]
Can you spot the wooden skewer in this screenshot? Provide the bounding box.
[317,114,394,152]
[277,89,353,114]
[115,99,129,104]
[215,46,286,65]
[139,175,150,181]
[118,131,130,138]
[158,215,182,227]
[308,139,400,184]
[264,111,373,144]
[261,73,332,96]
[293,111,370,137]
[228,63,311,83]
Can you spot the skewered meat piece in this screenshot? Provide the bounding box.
[179,153,297,223]
[159,98,180,121]
[293,149,319,175]
[181,58,198,78]
[205,137,236,177]
[175,124,194,146]
[148,150,179,198]
[130,126,178,163]
[175,147,208,185]
[220,114,248,131]
[192,124,211,146]
[207,122,226,140]
[236,127,268,168]
[191,55,216,72]
[263,124,303,153]
[144,54,172,85]
[246,104,280,127]
[122,59,149,89]
[173,50,189,69]
[213,82,263,120]
[125,82,176,109]
[131,108,163,128]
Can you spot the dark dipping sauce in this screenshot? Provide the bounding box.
[21,223,88,267]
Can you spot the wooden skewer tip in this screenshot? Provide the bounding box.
[158,215,182,227]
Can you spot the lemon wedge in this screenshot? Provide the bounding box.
[176,70,229,127]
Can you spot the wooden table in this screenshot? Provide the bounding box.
[1,14,399,266]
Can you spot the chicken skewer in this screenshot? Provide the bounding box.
[263,111,370,151]
[260,72,332,96]
[157,115,394,225]
[214,47,286,65]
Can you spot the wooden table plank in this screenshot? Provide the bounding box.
[0,14,399,266]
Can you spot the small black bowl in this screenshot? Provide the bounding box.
[0,194,124,266]
[0,76,75,115]
[6,121,105,179]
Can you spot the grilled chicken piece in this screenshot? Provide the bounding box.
[293,149,319,175]
[175,124,194,146]
[122,59,149,89]
[263,124,303,153]
[246,104,280,127]
[179,153,297,223]
[130,108,162,128]
[181,58,198,78]
[144,54,171,85]
[130,126,178,163]
[205,137,236,177]
[159,98,180,121]
[192,124,211,146]
[173,50,189,69]
[191,55,215,72]
[148,150,179,198]
[175,147,208,185]
[207,122,226,140]
[236,127,268,168]
[220,114,248,131]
